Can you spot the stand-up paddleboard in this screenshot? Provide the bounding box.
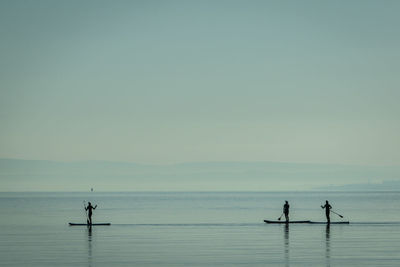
[309,221,349,224]
[264,220,349,224]
[69,223,111,226]
[264,220,311,224]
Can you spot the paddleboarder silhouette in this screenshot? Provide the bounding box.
[283,201,290,223]
[85,202,97,225]
[321,200,332,224]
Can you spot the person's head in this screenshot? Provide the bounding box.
[88,202,91,206]
[285,200,288,204]
[326,200,329,204]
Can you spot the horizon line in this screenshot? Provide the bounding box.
[1,157,399,168]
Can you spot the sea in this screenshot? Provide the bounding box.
[0,191,399,266]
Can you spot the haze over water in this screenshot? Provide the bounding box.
[1,191,399,266]
[1,1,400,266]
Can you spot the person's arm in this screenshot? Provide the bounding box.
[321,204,325,209]
[94,205,97,209]
[85,206,88,211]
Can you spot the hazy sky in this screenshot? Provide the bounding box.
[1,0,400,165]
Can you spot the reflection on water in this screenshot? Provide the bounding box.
[2,192,400,266]
[87,226,92,267]
[326,225,330,267]
[284,224,289,267]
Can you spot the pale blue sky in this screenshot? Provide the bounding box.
[1,0,400,165]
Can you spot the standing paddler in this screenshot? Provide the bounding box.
[283,200,290,223]
[321,200,332,224]
[85,202,97,225]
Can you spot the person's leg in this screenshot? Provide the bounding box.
[327,213,330,224]
[88,213,92,225]
[285,213,289,222]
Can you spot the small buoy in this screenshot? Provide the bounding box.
[91,188,93,192]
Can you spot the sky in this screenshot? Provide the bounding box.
[1,0,400,166]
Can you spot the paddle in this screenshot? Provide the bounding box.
[277,213,284,221]
[331,210,344,218]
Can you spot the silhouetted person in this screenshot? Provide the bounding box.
[85,202,97,225]
[321,200,332,224]
[283,200,290,223]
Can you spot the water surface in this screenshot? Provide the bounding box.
[0,192,399,266]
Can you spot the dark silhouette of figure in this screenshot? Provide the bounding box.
[283,201,290,223]
[321,200,332,224]
[85,202,97,225]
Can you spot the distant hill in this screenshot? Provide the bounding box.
[317,180,400,191]
[1,159,400,191]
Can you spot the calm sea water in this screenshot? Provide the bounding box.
[0,192,399,266]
